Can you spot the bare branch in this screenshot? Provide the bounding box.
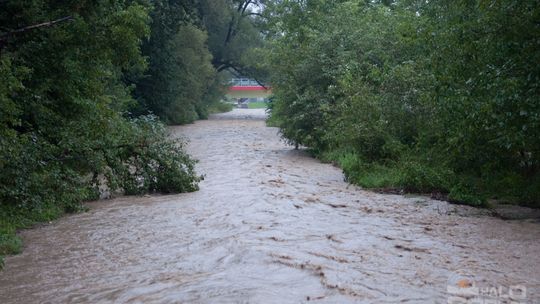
[241,0,253,14]
[0,16,73,48]
[226,64,268,90]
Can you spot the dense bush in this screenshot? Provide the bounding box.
[0,0,266,267]
[114,116,200,195]
[133,3,218,124]
[132,0,266,124]
[208,101,234,114]
[0,1,200,264]
[265,0,540,207]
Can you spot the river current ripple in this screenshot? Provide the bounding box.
[1,109,538,303]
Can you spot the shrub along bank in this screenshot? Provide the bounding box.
[264,1,540,207]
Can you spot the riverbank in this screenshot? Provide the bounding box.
[1,109,538,303]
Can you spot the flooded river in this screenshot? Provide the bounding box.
[1,109,539,303]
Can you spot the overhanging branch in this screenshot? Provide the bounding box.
[226,64,268,90]
[0,16,73,49]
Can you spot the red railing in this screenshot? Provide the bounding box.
[229,86,270,91]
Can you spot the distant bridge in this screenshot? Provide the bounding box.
[226,78,271,100]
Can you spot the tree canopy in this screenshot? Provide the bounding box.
[0,0,268,262]
[263,0,540,206]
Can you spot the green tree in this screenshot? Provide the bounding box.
[200,0,268,80]
[263,0,540,206]
[0,0,200,263]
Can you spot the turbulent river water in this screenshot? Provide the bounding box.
[1,109,539,303]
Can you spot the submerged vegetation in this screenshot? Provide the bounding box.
[0,0,264,265]
[264,0,540,207]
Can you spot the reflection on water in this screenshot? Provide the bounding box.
[1,109,538,303]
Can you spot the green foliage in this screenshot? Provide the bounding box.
[247,102,267,109]
[0,0,264,267]
[200,0,268,79]
[208,102,234,114]
[264,0,540,207]
[133,0,265,124]
[111,116,200,195]
[0,0,201,266]
[448,183,488,208]
[134,1,219,124]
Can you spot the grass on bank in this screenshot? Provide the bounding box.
[319,150,540,209]
[247,102,268,109]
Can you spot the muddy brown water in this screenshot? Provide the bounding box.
[1,109,539,303]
